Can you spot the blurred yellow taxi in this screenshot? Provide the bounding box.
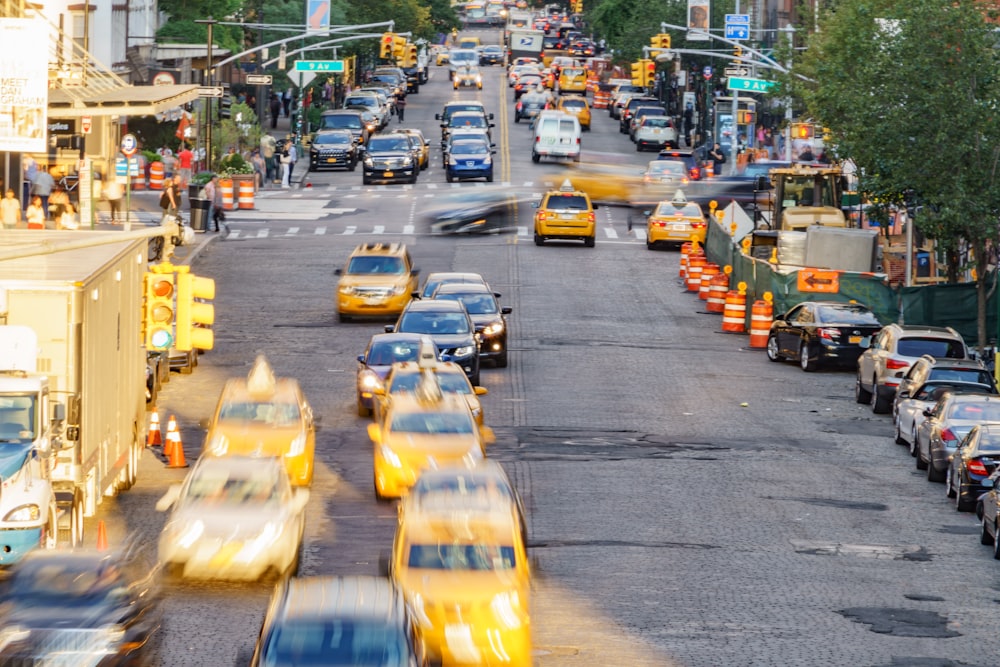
[556,66,588,95]
[335,242,419,322]
[377,357,488,426]
[436,48,450,65]
[646,190,707,249]
[369,383,494,500]
[533,180,597,247]
[390,466,532,666]
[562,162,676,206]
[202,355,316,486]
[556,95,591,130]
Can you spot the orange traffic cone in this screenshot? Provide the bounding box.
[96,520,108,551]
[165,416,188,468]
[146,411,162,447]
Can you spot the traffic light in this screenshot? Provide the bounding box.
[733,45,743,59]
[175,269,216,352]
[738,110,756,124]
[380,33,394,59]
[792,122,814,139]
[643,60,656,87]
[393,35,408,58]
[407,44,418,66]
[144,270,175,351]
[630,61,643,86]
[572,0,583,13]
[650,33,671,49]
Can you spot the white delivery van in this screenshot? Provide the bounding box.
[531,111,581,163]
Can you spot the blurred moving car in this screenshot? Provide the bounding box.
[656,148,704,181]
[533,180,597,247]
[556,94,591,130]
[379,356,488,426]
[642,160,689,187]
[513,73,544,99]
[202,355,316,486]
[914,393,1000,483]
[515,90,549,123]
[308,129,359,172]
[387,299,481,384]
[335,243,420,323]
[356,333,436,418]
[480,45,505,65]
[386,462,531,665]
[156,456,309,581]
[634,116,678,151]
[245,575,426,666]
[508,64,540,87]
[430,282,512,368]
[556,66,587,94]
[948,424,1000,511]
[417,272,490,299]
[856,324,969,414]
[0,548,162,665]
[453,65,484,89]
[421,190,521,236]
[399,128,431,171]
[435,48,450,65]
[643,190,706,249]
[766,301,883,372]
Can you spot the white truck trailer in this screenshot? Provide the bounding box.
[0,233,147,549]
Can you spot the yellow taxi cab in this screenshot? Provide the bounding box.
[335,243,420,322]
[435,48,450,65]
[560,162,676,207]
[645,189,708,249]
[400,128,430,170]
[389,466,532,666]
[555,94,591,130]
[556,66,588,95]
[368,374,495,500]
[540,68,556,89]
[533,180,597,247]
[202,355,316,486]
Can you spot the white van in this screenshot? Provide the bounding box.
[531,111,581,163]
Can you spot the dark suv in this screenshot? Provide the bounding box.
[317,110,370,145]
[386,299,481,385]
[360,133,419,185]
[657,147,704,181]
[308,130,358,172]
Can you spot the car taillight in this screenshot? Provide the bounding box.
[886,359,910,370]
[536,212,547,221]
[818,327,841,340]
[940,428,959,444]
[691,221,706,230]
[576,137,581,144]
[690,167,700,180]
[586,212,595,222]
[651,220,666,228]
[968,459,990,476]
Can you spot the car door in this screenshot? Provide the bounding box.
[858,328,885,388]
[774,305,799,356]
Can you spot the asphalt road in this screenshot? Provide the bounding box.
[90,30,1000,667]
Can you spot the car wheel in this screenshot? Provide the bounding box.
[870,377,890,414]
[486,172,494,183]
[636,143,642,152]
[956,483,974,511]
[362,176,371,185]
[909,428,919,456]
[915,441,929,469]
[854,371,872,403]
[531,152,540,163]
[981,517,995,545]
[446,173,454,183]
[799,342,816,372]
[766,335,783,362]
[515,115,520,123]
[534,233,544,246]
[646,240,655,250]
[357,401,371,418]
[584,236,595,248]
[927,459,945,483]
[946,471,957,498]
[894,419,907,446]
[994,524,1000,559]
[338,312,351,323]
[495,350,508,368]
[410,172,418,184]
[308,165,315,172]
[470,370,481,386]
[348,160,357,172]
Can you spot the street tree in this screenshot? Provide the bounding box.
[797,0,1000,349]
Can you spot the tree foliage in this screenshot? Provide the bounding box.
[798,0,1000,347]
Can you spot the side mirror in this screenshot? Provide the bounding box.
[474,386,488,396]
[501,306,512,315]
[593,203,600,210]
[412,267,420,276]
[357,354,365,364]
[197,417,211,430]
[384,325,395,333]
[923,408,934,417]
[155,484,183,512]
[367,423,381,444]
[334,268,343,276]
[489,113,495,120]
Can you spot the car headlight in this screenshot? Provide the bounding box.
[363,156,374,167]
[463,447,484,466]
[235,522,282,564]
[287,431,307,457]
[491,592,523,629]
[449,157,458,166]
[3,504,39,522]
[391,285,408,296]
[482,156,492,165]
[0,626,30,653]
[339,284,356,295]
[175,520,205,550]
[102,624,126,644]
[206,433,229,456]
[482,322,504,335]
[380,444,402,467]
[453,345,474,357]
[359,369,382,391]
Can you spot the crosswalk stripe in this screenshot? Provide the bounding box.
[634,229,647,241]
[315,226,326,235]
[286,227,299,235]
[373,225,385,234]
[344,226,357,235]
[403,225,414,234]
[256,230,269,238]
[604,228,618,239]
[518,226,528,236]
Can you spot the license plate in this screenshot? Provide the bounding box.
[671,223,688,231]
[366,296,386,305]
[652,129,663,135]
[210,542,242,567]
[560,138,570,144]
[383,171,394,177]
[561,213,576,219]
[849,335,862,344]
[326,158,337,163]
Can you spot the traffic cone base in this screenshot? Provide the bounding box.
[167,441,189,468]
[147,411,162,447]
[163,415,187,467]
[96,520,108,551]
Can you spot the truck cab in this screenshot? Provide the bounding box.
[751,163,849,254]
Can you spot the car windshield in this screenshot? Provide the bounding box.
[263,620,409,666]
[185,471,279,505]
[368,137,412,151]
[545,194,589,210]
[320,116,362,130]
[367,341,422,366]
[218,401,301,425]
[314,133,352,146]
[346,256,406,275]
[390,411,474,434]
[947,401,1000,421]
[449,115,486,128]
[816,305,880,325]
[436,293,498,314]
[452,141,489,155]
[7,561,126,607]
[406,544,516,570]
[397,311,471,334]
[654,203,702,217]
[344,96,377,107]
[390,372,472,395]
[897,338,965,359]
[928,368,993,385]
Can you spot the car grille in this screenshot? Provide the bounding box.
[355,287,394,298]
[372,157,410,169]
[314,148,350,158]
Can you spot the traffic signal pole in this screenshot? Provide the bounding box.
[729,0,740,176]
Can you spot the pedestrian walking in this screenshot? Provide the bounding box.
[282,89,293,118]
[280,143,291,189]
[0,189,21,229]
[261,134,278,184]
[683,105,694,147]
[25,196,45,229]
[22,156,37,211]
[103,177,124,223]
[48,186,69,222]
[396,94,407,123]
[269,94,281,129]
[287,141,298,182]
[160,175,181,222]
[708,143,726,176]
[30,167,55,220]
[204,175,227,233]
[176,144,194,187]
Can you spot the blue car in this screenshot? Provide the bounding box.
[445,138,495,183]
[355,333,438,417]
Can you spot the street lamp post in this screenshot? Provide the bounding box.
[196,17,218,171]
[783,24,795,162]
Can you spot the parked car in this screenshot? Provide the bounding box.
[976,469,1000,557]
[766,301,883,372]
[895,382,996,453]
[948,423,1000,511]
[914,392,1000,483]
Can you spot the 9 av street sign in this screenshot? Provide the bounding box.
[726,76,777,93]
[293,60,345,72]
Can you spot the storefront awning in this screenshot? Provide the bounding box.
[47,84,201,119]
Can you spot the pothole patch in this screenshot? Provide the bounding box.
[837,607,960,638]
[791,540,930,561]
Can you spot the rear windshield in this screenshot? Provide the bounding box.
[562,68,585,77]
[263,620,408,665]
[642,118,672,128]
[545,194,588,210]
[897,338,965,359]
[947,401,1000,421]
[816,305,880,325]
[928,368,994,385]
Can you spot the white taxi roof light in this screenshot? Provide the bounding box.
[559,179,575,192]
[417,336,439,369]
[672,189,687,204]
[416,369,444,405]
[247,355,277,396]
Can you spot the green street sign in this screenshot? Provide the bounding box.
[726,76,777,93]
[293,60,345,72]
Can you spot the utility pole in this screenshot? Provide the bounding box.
[196,17,218,170]
[783,24,795,162]
[729,0,741,176]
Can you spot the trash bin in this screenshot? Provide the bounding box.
[189,197,210,232]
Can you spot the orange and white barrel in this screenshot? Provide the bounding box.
[219,178,235,211]
[679,242,693,278]
[698,263,720,301]
[686,254,706,292]
[748,299,773,348]
[722,290,747,332]
[238,179,255,209]
[149,161,164,190]
[706,273,729,313]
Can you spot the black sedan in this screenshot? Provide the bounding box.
[480,45,505,65]
[430,282,512,368]
[0,549,162,665]
[308,129,359,172]
[948,423,1000,511]
[766,301,883,372]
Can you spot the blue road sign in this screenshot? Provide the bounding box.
[725,14,750,23]
[703,65,713,80]
[115,157,127,177]
[725,24,749,40]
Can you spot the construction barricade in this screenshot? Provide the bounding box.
[149,161,164,190]
[686,254,706,292]
[748,296,774,348]
[238,179,255,209]
[219,177,235,211]
[706,272,729,313]
[722,285,747,333]
[698,263,720,301]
